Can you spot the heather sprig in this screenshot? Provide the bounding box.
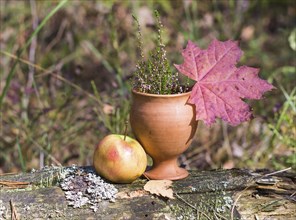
[132,11,180,95]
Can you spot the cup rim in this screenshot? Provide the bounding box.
[131,89,191,98]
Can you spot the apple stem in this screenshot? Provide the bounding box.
[123,120,128,141]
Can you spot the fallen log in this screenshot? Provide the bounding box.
[0,166,295,219]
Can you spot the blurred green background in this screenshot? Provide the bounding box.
[0,0,295,173]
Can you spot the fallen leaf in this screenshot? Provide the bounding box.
[241,26,255,41]
[144,180,174,199]
[137,7,154,27]
[103,104,114,115]
[223,160,234,169]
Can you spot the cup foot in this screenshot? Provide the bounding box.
[144,165,189,180]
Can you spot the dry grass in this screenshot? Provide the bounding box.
[0,0,295,173]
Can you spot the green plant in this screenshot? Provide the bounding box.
[1,1,294,173]
[268,85,296,169]
[0,0,68,108]
[132,11,182,95]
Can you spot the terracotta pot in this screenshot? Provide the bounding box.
[130,90,198,180]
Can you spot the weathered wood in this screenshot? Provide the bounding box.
[0,167,295,219]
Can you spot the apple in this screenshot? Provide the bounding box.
[93,134,147,183]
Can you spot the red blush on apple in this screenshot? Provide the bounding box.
[107,148,118,161]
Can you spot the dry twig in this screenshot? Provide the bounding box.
[10,200,19,220]
[0,181,30,189]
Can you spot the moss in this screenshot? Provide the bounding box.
[168,190,235,220]
[169,203,197,220]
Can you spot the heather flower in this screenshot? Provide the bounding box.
[132,11,185,95]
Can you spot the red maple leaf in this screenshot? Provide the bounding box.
[174,39,274,126]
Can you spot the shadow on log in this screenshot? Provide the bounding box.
[0,166,295,219]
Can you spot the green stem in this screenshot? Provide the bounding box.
[0,0,68,108]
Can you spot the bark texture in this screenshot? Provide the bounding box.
[0,167,295,220]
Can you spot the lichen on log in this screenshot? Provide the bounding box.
[0,166,295,219]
